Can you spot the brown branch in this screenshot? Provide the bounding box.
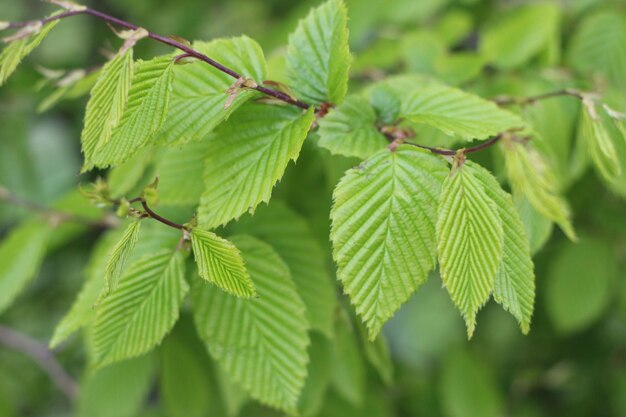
[0,324,78,401]
[404,134,503,156]
[140,199,184,230]
[4,7,312,110]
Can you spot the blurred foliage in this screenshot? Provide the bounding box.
[0,0,626,416]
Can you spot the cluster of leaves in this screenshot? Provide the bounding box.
[0,0,626,416]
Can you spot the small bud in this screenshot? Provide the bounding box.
[45,0,87,12]
[116,199,130,218]
[143,177,160,207]
[3,21,42,43]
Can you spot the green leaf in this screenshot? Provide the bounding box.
[0,18,59,86]
[545,239,616,334]
[92,250,188,368]
[501,137,576,240]
[400,84,525,141]
[331,146,448,338]
[197,103,315,229]
[514,194,553,256]
[81,49,133,171]
[190,228,255,298]
[318,95,388,159]
[50,229,125,348]
[467,162,535,334]
[156,141,211,206]
[79,354,155,417]
[330,316,365,406]
[0,221,51,315]
[481,4,560,69]
[228,202,336,337]
[286,0,351,105]
[567,12,626,89]
[192,235,310,414]
[298,332,333,417]
[358,324,394,386]
[439,350,503,417]
[437,160,504,337]
[160,327,215,417]
[579,101,621,182]
[103,220,142,296]
[156,36,266,145]
[92,56,174,168]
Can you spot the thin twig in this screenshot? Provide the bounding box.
[0,324,78,401]
[404,134,503,156]
[4,8,312,110]
[0,186,116,228]
[492,88,584,106]
[140,199,184,230]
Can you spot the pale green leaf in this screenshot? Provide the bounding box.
[318,95,388,159]
[190,228,255,298]
[108,149,156,199]
[92,56,174,168]
[79,354,155,417]
[400,84,525,140]
[481,3,560,69]
[0,221,51,314]
[228,202,336,337]
[81,49,133,171]
[155,141,211,206]
[92,250,188,368]
[50,229,125,348]
[514,194,553,256]
[546,239,616,334]
[156,36,266,145]
[567,12,626,89]
[579,102,621,182]
[286,0,351,105]
[358,324,394,386]
[331,146,448,338]
[197,103,315,229]
[192,235,310,414]
[103,220,141,296]
[467,162,535,334]
[0,18,59,86]
[501,137,576,240]
[437,161,504,337]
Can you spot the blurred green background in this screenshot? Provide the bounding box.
[1,0,625,416]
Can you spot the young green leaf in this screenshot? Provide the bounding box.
[103,220,141,296]
[501,136,576,240]
[468,162,535,334]
[437,159,504,337]
[331,146,448,339]
[192,235,310,414]
[286,0,351,105]
[228,202,336,337]
[50,229,125,348]
[81,49,133,171]
[156,141,211,206]
[298,333,333,417]
[91,56,174,168]
[92,250,188,369]
[579,100,621,182]
[400,84,525,140]
[156,36,266,145]
[318,95,388,159]
[0,18,59,86]
[197,103,315,229]
[0,221,51,315]
[190,228,256,298]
